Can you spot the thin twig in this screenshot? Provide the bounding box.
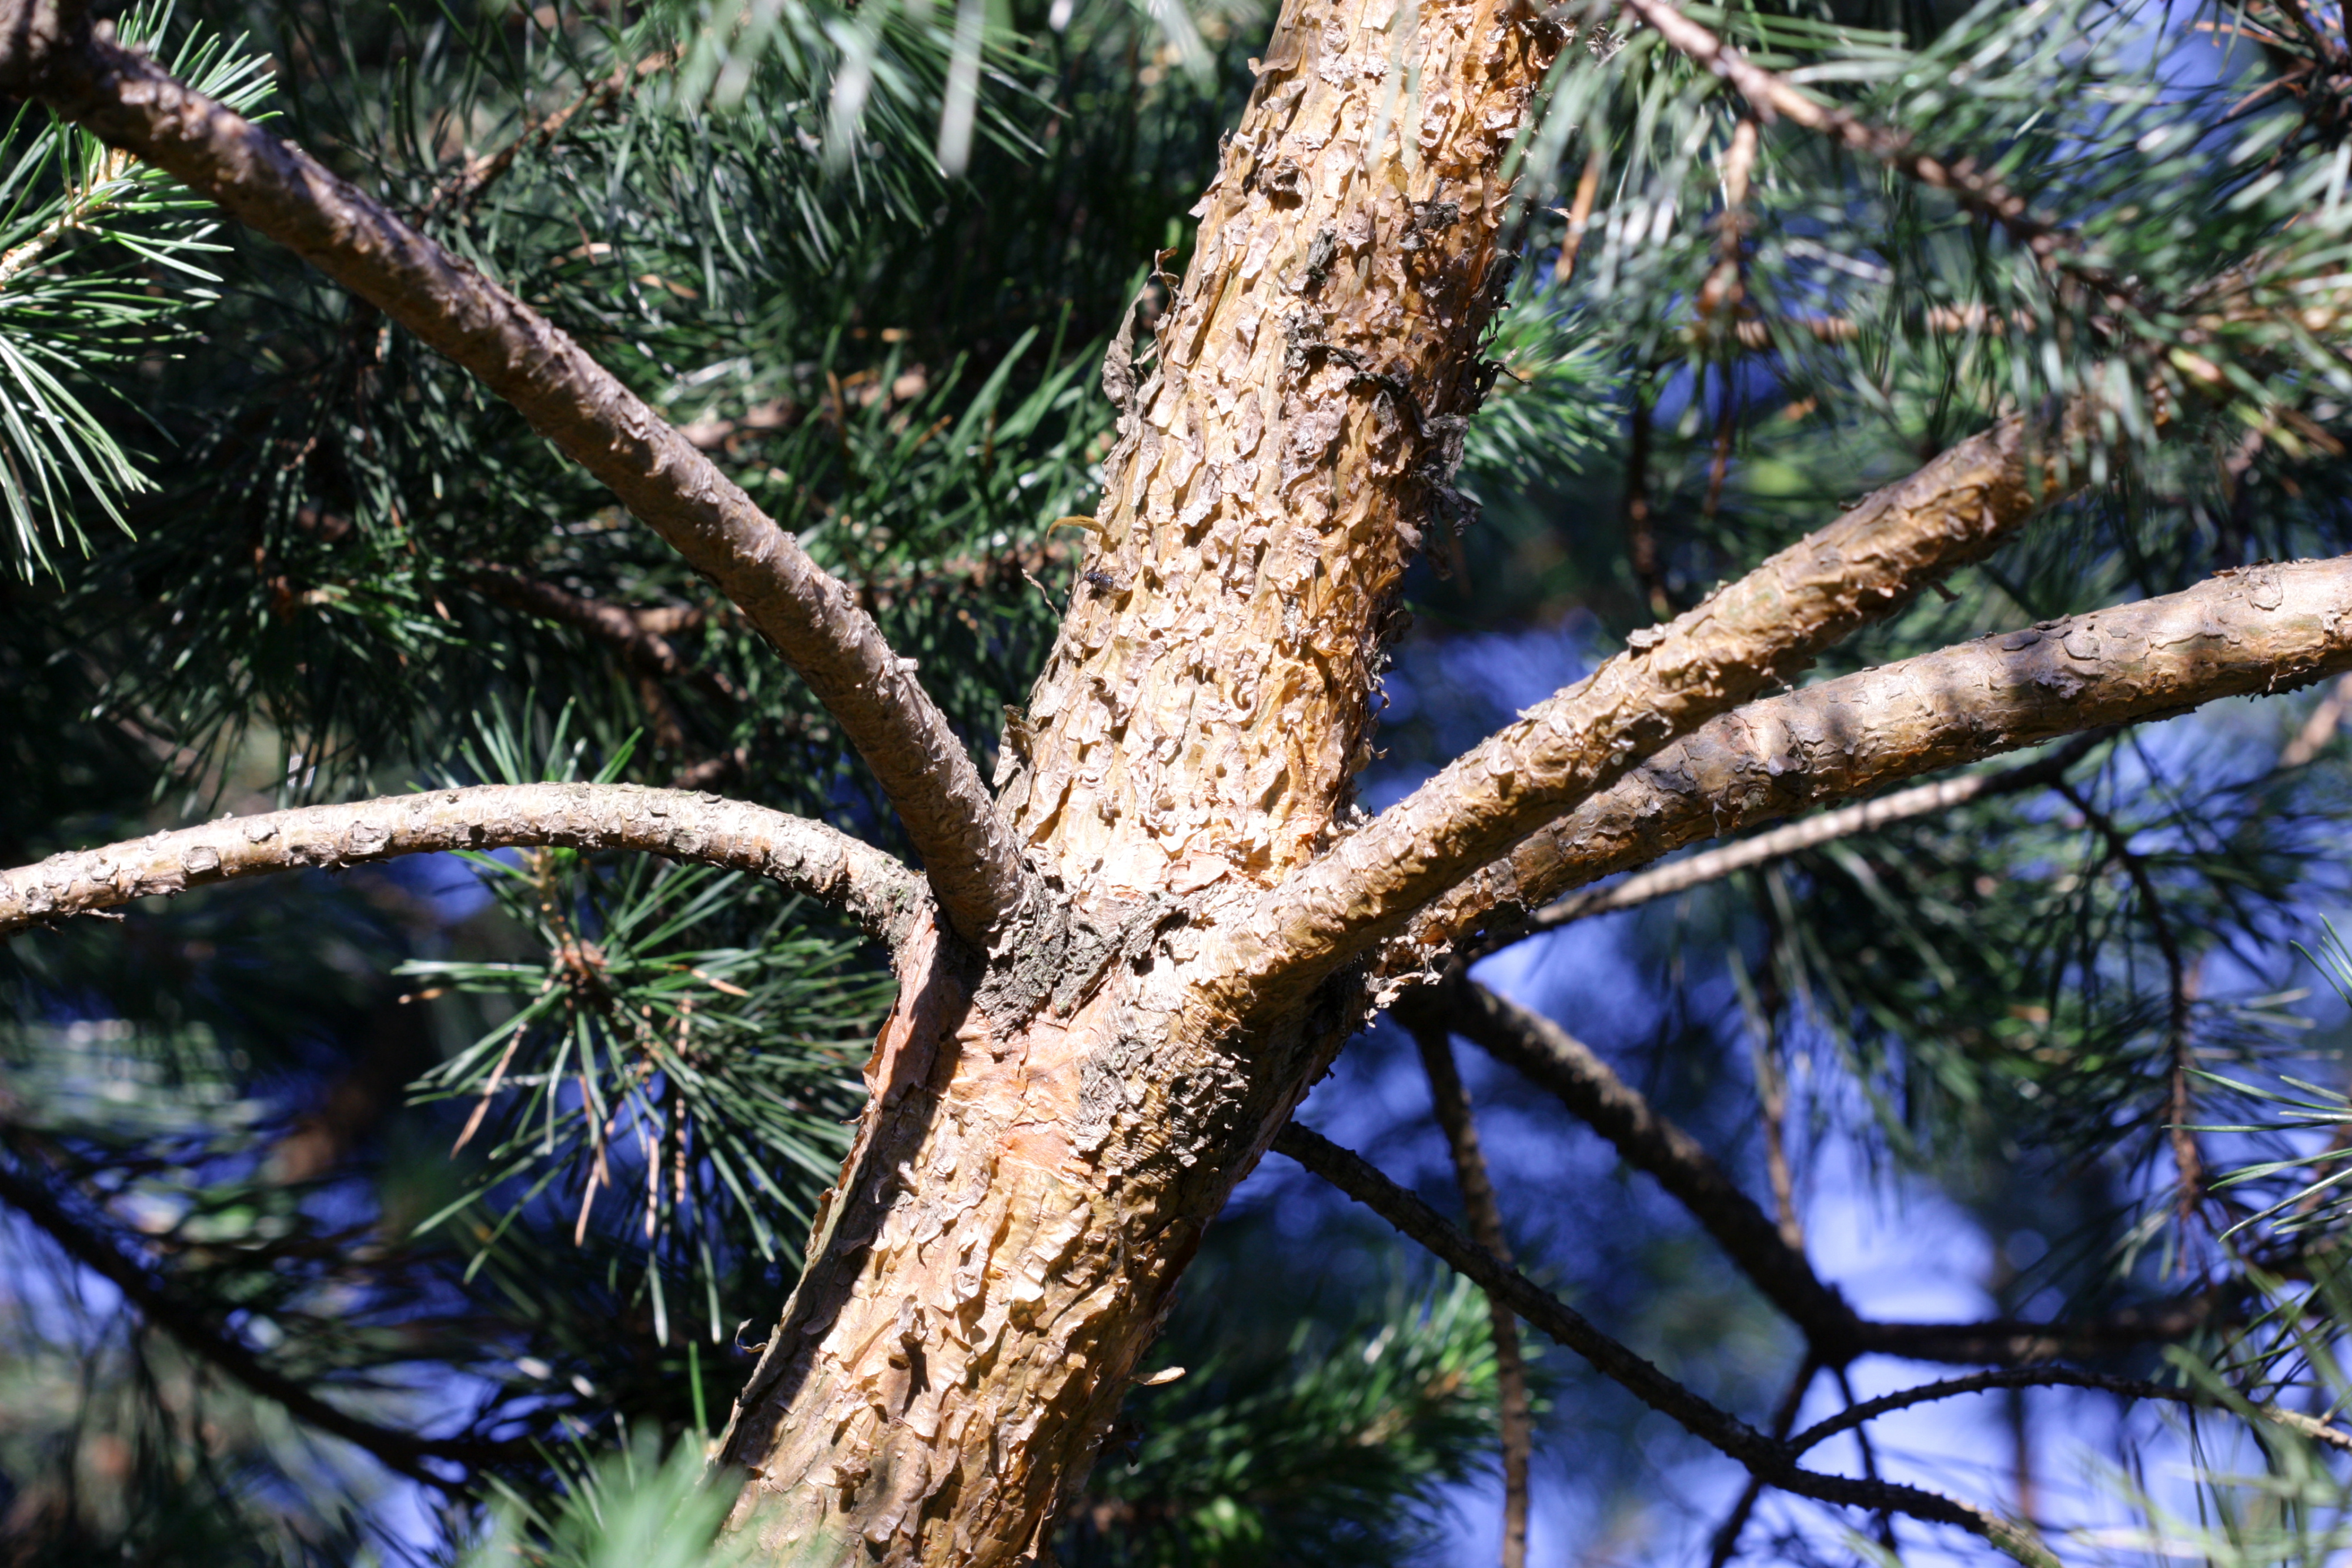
[1736,920,1803,1252]
[1428,977,2249,1369]
[2281,671,2352,765]
[462,563,736,703]
[1475,730,2109,960]
[1833,1364,1900,1556]
[1618,0,2134,306]
[1552,143,1604,287]
[426,47,681,218]
[1274,1125,2060,1567]
[1429,978,1861,1352]
[1411,1019,1534,1568]
[1622,389,1665,619]
[0,144,133,288]
[1786,1366,2352,1457]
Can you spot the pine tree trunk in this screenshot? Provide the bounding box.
[716,0,1556,1557]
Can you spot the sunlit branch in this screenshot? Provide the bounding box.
[0,5,1032,944]
[0,783,928,948]
[2281,671,2352,765]
[1382,556,2352,987]
[1231,402,2088,1009]
[1274,1125,2059,1567]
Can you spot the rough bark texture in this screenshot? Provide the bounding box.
[0,784,927,946]
[714,0,1559,1557]
[1382,556,2352,983]
[0,9,1027,945]
[997,0,1550,898]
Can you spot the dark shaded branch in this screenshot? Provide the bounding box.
[0,11,1030,944]
[426,45,679,216]
[1425,980,2246,1370]
[0,783,929,949]
[1619,0,2128,301]
[1408,1017,1532,1568]
[1384,556,2352,986]
[1788,1366,2352,1457]
[1272,1125,2058,1567]
[1429,979,1863,1353]
[1851,1294,2239,1365]
[0,1152,514,1487]
[1708,1357,1820,1568]
[461,564,738,704]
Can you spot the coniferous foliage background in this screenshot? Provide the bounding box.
[8,0,2352,1562]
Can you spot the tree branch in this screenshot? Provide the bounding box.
[1228,403,2086,1009]
[0,1150,516,1487]
[1408,1017,1533,1568]
[1423,981,2248,1370]
[1471,730,2109,960]
[0,10,1031,945]
[1422,979,1862,1353]
[0,783,928,948]
[1273,1125,2059,1567]
[1708,1357,1820,1568]
[1850,1295,2238,1365]
[1786,1366,2352,1458]
[425,45,679,217]
[1381,556,2352,987]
